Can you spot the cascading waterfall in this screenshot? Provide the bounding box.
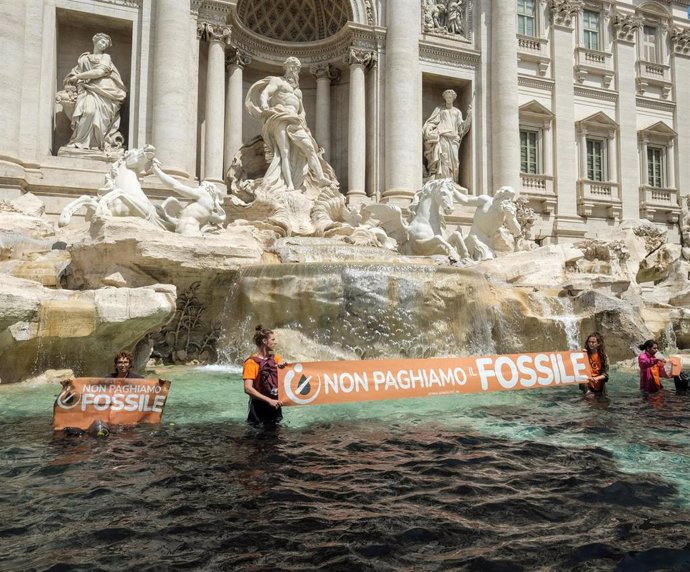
[528,292,582,350]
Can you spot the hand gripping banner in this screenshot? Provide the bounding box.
[53,377,171,430]
[278,351,592,407]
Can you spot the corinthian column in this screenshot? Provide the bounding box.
[347,49,376,203]
[199,23,230,185]
[151,0,194,177]
[310,64,339,161]
[383,0,422,203]
[490,0,520,192]
[224,48,251,174]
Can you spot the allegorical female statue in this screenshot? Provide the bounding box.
[56,32,127,154]
[422,89,471,182]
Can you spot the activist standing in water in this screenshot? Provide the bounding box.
[638,339,666,393]
[107,351,144,379]
[579,332,609,397]
[242,325,287,425]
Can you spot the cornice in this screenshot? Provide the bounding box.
[92,0,141,7]
[636,97,676,112]
[574,85,618,102]
[418,40,480,70]
[192,0,232,25]
[518,75,555,91]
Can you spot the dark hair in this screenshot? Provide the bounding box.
[585,332,608,366]
[638,339,657,352]
[114,351,133,367]
[253,324,274,347]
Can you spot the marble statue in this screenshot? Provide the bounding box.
[364,179,469,261]
[423,89,471,182]
[152,159,226,237]
[55,33,127,155]
[59,144,165,228]
[461,186,522,261]
[245,57,337,194]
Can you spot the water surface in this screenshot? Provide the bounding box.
[1,367,690,571]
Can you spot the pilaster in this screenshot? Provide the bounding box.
[550,0,586,239]
[613,12,644,220]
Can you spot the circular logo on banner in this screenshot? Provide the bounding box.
[283,363,321,405]
[56,388,80,409]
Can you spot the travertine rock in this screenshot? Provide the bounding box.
[0,274,176,383]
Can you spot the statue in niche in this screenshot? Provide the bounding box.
[423,89,471,183]
[152,159,226,237]
[55,33,127,156]
[245,57,337,195]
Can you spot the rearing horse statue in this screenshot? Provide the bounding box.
[59,144,167,229]
[363,178,469,261]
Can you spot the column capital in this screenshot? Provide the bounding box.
[671,26,690,57]
[345,47,377,70]
[197,22,231,45]
[310,63,340,82]
[549,0,584,29]
[226,47,251,70]
[611,12,644,43]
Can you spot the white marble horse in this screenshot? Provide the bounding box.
[364,179,469,260]
[59,144,167,228]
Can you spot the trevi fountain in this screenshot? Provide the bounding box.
[3,2,690,570]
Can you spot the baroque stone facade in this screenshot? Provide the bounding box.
[1,0,690,244]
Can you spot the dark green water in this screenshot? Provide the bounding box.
[1,367,690,571]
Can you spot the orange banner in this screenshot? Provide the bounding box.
[278,351,592,406]
[669,356,682,377]
[53,377,171,431]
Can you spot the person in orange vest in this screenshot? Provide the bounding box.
[579,332,609,397]
[242,325,287,425]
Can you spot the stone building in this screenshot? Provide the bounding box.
[1,0,689,242]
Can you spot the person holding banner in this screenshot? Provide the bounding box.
[107,351,144,379]
[579,332,609,397]
[243,325,287,425]
[638,339,667,393]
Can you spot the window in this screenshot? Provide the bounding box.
[647,147,664,187]
[642,25,658,62]
[517,0,536,37]
[586,138,605,181]
[583,10,600,51]
[520,130,539,173]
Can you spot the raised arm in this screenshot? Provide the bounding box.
[152,159,199,199]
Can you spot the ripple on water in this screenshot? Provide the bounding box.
[2,370,690,570]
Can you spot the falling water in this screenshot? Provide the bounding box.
[529,292,582,350]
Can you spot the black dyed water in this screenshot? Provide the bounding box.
[2,367,690,571]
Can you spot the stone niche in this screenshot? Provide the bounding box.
[421,73,474,193]
[53,8,133,155]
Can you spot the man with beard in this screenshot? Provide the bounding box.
[246,57,333,193]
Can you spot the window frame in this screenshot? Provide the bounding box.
[585,137,606,182]
[582,9,600,51]
[517,0,537,37]
[646,146,664,188]
[520,129,541,174]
